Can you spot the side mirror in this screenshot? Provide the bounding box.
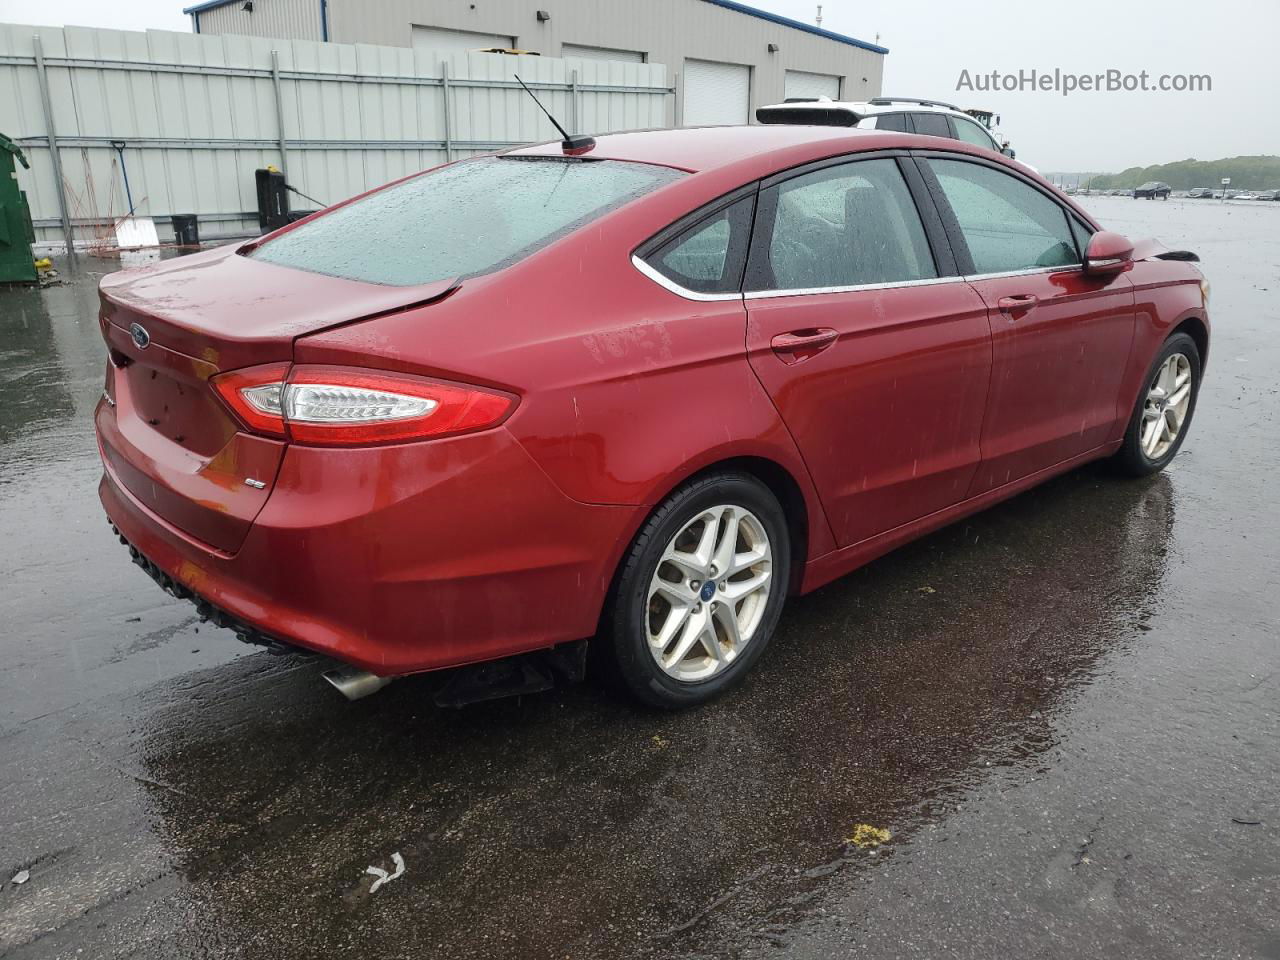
[1083,231,1134,276]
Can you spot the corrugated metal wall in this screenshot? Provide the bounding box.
[0,23,671,250]
[195,0,323,42]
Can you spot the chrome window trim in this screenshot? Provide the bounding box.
[740,264,1083,300]
[743,274,963,300]
[634,253,1082,303]
[961,263,1081,281]
[630,254,744,302]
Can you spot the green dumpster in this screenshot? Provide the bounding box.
[0,133,38,284]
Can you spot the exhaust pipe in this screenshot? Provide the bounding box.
[323,664,395,701]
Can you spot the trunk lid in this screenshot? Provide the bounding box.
[97,245,456,553]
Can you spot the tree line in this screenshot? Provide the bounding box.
[1088,155,1280,190]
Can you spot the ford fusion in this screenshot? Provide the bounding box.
[95,125,1209,708]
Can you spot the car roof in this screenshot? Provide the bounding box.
[509,124,931,174]
[507,125,1098,232]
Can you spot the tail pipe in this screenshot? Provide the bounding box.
[323,664,395,700]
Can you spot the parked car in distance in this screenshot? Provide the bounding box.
[1256,190,1279,201]
[1134,181,1172,200]
[95,124,1210,709]
[1188,187,1214,198]
[755,96,1029,164]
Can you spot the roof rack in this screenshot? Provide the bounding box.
[868,96,962,111]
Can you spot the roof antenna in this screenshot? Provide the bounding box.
[514,74,596,152]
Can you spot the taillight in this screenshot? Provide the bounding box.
[211,362,292,438]
[211,364,515,446]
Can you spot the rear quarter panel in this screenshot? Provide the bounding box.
[296,170,839,565]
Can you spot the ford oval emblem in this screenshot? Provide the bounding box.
[130,322,151,349]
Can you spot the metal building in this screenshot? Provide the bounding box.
[183,0,888,126]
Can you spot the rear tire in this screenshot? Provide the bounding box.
[599,472,791,709]
[1111,332,1201,476]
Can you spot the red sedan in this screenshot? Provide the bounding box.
[95,125,1209,708]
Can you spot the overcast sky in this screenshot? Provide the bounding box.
[1,0,1275,171]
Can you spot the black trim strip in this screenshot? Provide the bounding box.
[897,155,957,277]
[910,156,976,275]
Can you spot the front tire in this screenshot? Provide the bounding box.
[1112,332,1201,476]
[600,473,791,709]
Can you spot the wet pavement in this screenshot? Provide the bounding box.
[1,198,1277,959]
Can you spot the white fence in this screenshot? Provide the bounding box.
[0,23,674,251]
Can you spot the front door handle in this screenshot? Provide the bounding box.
[997,294,1039,317]
[771,328,839,364]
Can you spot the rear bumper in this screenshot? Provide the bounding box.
[98,417,639,676]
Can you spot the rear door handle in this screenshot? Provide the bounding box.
[771,328,839,364]
[997,294,1039,316]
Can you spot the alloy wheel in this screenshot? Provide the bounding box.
[1141,353,1193,459]
[645,505,773,683]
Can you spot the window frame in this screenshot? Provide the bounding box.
[911,152,1096,279]
[631,150,1000,302]
[742,150,961,298]
[632,182,760,301]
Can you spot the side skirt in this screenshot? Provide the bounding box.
[798,441,1123,594]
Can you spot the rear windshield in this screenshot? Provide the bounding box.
[250,156,684,286]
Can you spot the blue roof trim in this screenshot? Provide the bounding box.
[702,0,888,54]
[183,0,239,14]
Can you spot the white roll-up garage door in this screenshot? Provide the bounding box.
[561,43,645,63]
[683,59,750,126]
[784,70,841,101]
[411,25,516,54]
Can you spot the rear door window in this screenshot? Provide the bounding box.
[873,113,912,133]
[927,159,1081,274]
[251,156,684,286]
[745,157,937,291]
[911,112,953,139]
